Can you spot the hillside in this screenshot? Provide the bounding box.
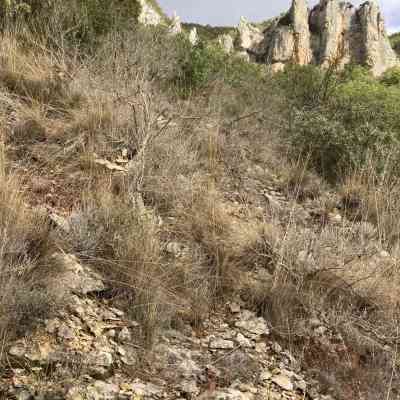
[182,23,235,42]
[0,1,400,400]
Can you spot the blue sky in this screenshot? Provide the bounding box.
[157,0,400,33]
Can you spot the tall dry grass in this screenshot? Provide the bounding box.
[0,141,52,349]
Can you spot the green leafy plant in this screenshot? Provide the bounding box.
[277,64,400,180]
[381,67,400,86]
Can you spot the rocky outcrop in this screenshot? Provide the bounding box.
[291,0,313,65]
[189,27,199,45]
[309,0,354,68]
[357,1,399,76]
[137,0,163,26]
[238,17,265,54]
[259,0,399,76]
[168,11,182,35]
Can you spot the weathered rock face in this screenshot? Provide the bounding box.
[168,11,182,35]
[137,0,162,26]
[189,27,199,45]
[238,17,265,54]
[265,26,295,72]
[290,0,313,65]
[309,0,354,67]
[219,33,235,54]
[356,1,399,76]
[259,0,399,76]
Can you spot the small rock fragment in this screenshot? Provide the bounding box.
[209,338,235,350]
[229,302,241,313]
[260,370,273,381]
[236,333,252,348]
[118,327,132,343]
[272,373,294,391]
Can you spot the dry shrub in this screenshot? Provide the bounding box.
[250,214,400,399]
[171,178,278,301]
[63,181,211,348]
[278,159,322,201]
[0,145,52,345]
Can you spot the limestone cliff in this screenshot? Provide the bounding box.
[137,0,163,26]
[258,0,399,76]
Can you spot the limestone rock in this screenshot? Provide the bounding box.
[266,25,295,65]
[138,0,162,26]
[209,338,235,350]
[264,0,312,67]
[259,0,399,76]
[118,327,132,343]
[86,381,119,400]
[168,11,182,35]
[205,388,255,400]
[238,17,264,54]
[235,310,269,337]
[309,0,354,68]
[189,27,199,45]
[48,253,106,300]
[272,373,294,391]
[218,34,234,54]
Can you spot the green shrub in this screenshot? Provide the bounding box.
[381,67,400,86]
[182,22,236,42]
[277,65,400,180]
[174,37,265,97]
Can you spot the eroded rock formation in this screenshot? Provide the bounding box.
[238,17,265,53]
[257,0,399,75]
[168,11,183,35]
[138,0,163,26]
[189,27,199,45]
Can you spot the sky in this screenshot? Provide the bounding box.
[157,0,400,33]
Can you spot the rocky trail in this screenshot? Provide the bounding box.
[0,253,333,400]
[0,168,374,400]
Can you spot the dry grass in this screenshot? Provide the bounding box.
[0,15,399,400]
[247,191,400,399]
[0,143,53,347]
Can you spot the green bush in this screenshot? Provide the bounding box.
[182,22,236,42]
[390,32,400,56]
[174,37,265,97]
[381,67,400,86]
[277,65,400,180]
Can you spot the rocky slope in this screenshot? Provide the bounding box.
[240,0,399,76]
[0,194,344,400]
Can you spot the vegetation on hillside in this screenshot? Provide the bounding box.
[0,2,400,399]
[390,31,400,55]
[182,22,236,42]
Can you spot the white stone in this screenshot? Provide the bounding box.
[272,373,294,391]
[209,338,235,350]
